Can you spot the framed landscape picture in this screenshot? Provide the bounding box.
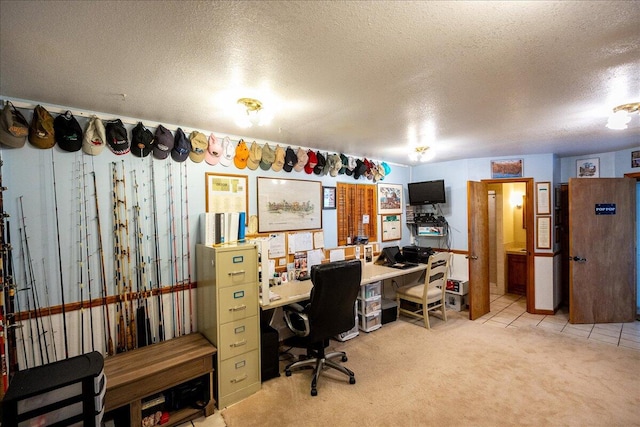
[377,183,403,214]
[257,177,322,232]
[491,159,523,178]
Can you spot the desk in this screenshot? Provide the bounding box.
[260,262,427,310]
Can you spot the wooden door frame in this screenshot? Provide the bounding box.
[480,178,535,313]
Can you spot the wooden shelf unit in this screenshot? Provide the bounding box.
[104,333,217,427]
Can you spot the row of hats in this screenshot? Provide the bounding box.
[230,140,392,181]
[0,102,391,179]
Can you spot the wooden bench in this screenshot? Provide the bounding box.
[104,333,217,426]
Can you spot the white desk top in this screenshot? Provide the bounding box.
[261,262,427,309]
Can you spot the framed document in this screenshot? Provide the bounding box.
[205,172,248,220]
[536,216,552,249]
[381,214,401,241]
[535,181,551,215]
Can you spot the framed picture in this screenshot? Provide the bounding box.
[491,159,523,178]
[257,177,322,233]
[536,216,552,249]
[576,158,599,178]
[631,150,640,168]
[377,183,403,214]
[381,214,402,241]
[205,172,248,222]
[535,182,551,215]
[364,244,374,264]
[322,186,336,209]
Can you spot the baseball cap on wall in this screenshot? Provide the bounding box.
[259,143,275,170]
[171,128,190,162]
[82,115,106,155]
[105,119,130,155]
[131,122,153,157]
[247,141,262,170]
[0,102,29,148]
[272,145,285,172]
[345,156,356,176]
[304,150,317,174]
[293,148,308,172]
[313,151,325,175]
[153,125,173,159]
[219,137,235,167]
[234,139,250,169]
[282,147,298,172]
[29,105,55,149]
[329,153,342,177]
[53,111,83,152]
[353,159,367,179]
[339,154,349,174]
[189,131,208,163]
[204,133,222,165]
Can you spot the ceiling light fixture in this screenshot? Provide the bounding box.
[235,97,273,128]
[409,146,433,163]
[606,102,640,130]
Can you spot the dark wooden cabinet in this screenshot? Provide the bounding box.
[507,253,527,296]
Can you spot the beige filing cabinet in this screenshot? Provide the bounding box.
[196,244,261,409]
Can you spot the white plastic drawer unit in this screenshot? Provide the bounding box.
[216,249,258,287]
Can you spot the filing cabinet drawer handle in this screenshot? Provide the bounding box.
[228,270,246,276]
[230,374,248,384]
[230,339,247,348]
[229,305,247,312]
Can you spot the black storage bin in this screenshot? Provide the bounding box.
[261,326,280,382]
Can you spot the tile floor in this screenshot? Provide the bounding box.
[476,293,640,351]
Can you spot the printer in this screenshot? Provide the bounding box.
[402,245,434,264]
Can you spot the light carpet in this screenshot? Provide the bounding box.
[221,314,640,426]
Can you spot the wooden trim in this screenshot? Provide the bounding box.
[15,282,196,321]
[624,172,640,179]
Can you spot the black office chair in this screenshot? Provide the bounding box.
[283,259,362,396]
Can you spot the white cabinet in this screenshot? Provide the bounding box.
[196,244,261,409]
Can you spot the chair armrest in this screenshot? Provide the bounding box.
[283,305,310,337]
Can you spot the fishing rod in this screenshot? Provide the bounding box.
[111,163,127,353]
[119,161,135,351]
[92,170,113,356]
[17,223,36,367]
[132,170,152,347]
[4,220,19,380]
[149,162,164,342]
[51,151,69,359]
[81,160,95,352]
[18,196,46,366]
[183,163,193,334]
[76,162,85,354]
[178,163,186,334]
[0,156,9,391]
[166,162,179,338]
[41,259,58,362]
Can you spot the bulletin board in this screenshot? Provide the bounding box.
[381,214,401,241]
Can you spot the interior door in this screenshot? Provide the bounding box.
[569,177,636,324]
[467,181,490,320]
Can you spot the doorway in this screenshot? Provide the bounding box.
[467,178,534,320]
[488,182,528,303]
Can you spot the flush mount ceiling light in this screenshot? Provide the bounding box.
[409,146,434,163]
[606,102,640,130]
[235,97,273,128]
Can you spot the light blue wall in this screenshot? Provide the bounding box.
[411,154,555,251]
[1,104,410,309]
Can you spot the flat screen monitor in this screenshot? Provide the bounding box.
[407,179,446,206]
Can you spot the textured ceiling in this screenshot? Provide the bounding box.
[1,0,639,165]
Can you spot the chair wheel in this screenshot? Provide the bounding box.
[285,370,292,376]
[311,388,318,396]
[342,355,348,362]
[349,377,356,385]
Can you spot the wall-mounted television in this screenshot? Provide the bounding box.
[407,179,446,206]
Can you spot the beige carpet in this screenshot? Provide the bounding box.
[221,313,640,427]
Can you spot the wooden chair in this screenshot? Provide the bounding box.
[396,251,452,328]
